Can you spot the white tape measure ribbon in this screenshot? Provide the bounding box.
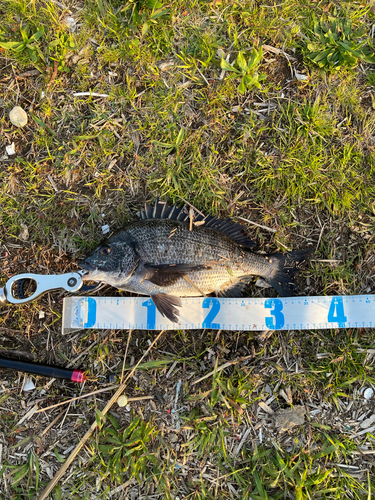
[62,295,375,332]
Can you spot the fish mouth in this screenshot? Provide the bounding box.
[79,262,96,280]
[79,262,95,271]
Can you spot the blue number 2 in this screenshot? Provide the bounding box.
[142,299,156,329]
[202,298,220,328]
[328,297,347,327]
[265,298,284,329]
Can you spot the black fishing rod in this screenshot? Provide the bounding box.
[0,357,85,382]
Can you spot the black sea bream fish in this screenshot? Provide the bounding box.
[80,200,310,323]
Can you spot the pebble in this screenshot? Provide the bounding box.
[64,16,77,31]
[6,143,15,155]
[23,378,35,392]
[364,388,373,400]
[117,395,128,407]
[9,106,28,127]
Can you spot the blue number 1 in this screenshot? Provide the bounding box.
[202,298,220,329]
[265,298,284,329]
[142,299,156,329]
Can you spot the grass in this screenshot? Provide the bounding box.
[1,0,375,498]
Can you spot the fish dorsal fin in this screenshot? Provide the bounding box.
[140,200,256,248]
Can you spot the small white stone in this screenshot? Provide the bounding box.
[117,395,128,407]
[39,311,45,319]
[19,223,29,241]
[64,16,77,31]
[6,143,15,155]
[9,106,28,128]
[364,388,373,400]
[23,378,35,392]
[295,72,308,81]
[102,224,110,234]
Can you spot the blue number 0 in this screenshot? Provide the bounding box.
[142,299,156,329]
[265,298,285,329]
[202,298,220,329]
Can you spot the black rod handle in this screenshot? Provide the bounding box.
[0,357,85,382]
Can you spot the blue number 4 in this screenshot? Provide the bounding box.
[328,297,347,327]
[265,298,284,330]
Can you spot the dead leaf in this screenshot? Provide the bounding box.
[330,355,344,363]
[275,405,306,432]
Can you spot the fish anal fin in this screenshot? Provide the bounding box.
[152,294,182,323]
[145,263,208,287]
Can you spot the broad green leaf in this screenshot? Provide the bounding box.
[0,41,24,51]
[220,57,237,72]
[150,8,169,20]
[238,77,247,93]
[142,22,149,37]
[175,127,184,147]
[247,46,263,69]
[236,51,248,72]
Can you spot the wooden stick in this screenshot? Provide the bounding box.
[178,196,205,217]
[35,385,119,413]
[38,330,165,500]
[121,330,132,384]
[236,216,277,233]
[182,275,207,296]
[35,387,153,413]
[41,410,66,437]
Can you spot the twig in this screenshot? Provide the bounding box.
[0,327,24,334]
[47,60,58,88]
[182,275,206,296]
[236,216,277,233]
[178,197,205,217]
[16,69,40,79]
[262,44,297,61]
[227,190,244,210]
[41,410,66,437]
[35,385,153,413]
[73,92,110,98]
[311,259,342,263]
[38,330,165,500]
[121,330,132,384]
[189,207,194,231]
[192,355,252,385]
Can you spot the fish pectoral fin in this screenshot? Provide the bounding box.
[145,263,208,287]
[152,294,182,323]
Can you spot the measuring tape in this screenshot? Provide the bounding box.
[62,295,375,332]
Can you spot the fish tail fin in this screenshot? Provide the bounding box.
[264,249,312,296]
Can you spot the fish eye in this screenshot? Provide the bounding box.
[100,245,111,255]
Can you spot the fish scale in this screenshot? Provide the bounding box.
[80,200,311,322]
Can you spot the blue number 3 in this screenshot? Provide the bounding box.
[202,298,220,329]
[265,298,285,330]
